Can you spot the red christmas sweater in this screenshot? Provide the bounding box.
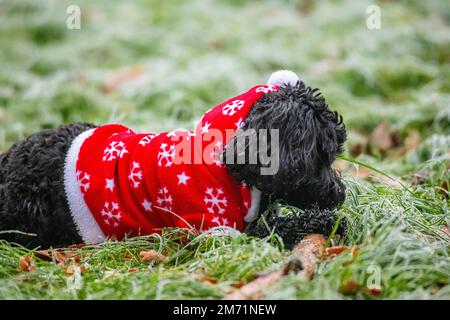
[64,84,279,243]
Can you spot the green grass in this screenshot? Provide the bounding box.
[0,0,449,299]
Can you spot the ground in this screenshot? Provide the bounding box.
[0,0,449,299]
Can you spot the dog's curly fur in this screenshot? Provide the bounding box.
[0,81,347,248]
[0,124,95,248]
[246,206,347,249]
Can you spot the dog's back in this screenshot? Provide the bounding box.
[0,124,95,248]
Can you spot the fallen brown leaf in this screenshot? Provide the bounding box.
[35,250,53,262]
[66,252,81,263]
[200,276,218,285]
[394,129,421,157]
[370,122,394,151]
[404,129,421,152]
[340,280,360,295]
[65,264,88,275]
[224,234,326,300]
[292,234,326,279]
[351,166,370,180]
[296,0,314,14]
[351,246,361,258]
[68,244,87,250]
[36,248,83,265]
[231,280,246,289]
[322,246,349,260]
[410,171,428,186]
[223,271,284,300]
[367,287,382,297]
[439,181,449,198]
[369,121,401,156]
[207,38,224,50]
[139,249,166,263]
[103,66,144,93]
[18,256,35,272]
[124,252,134,261]
[350,143,364,157]
[342,246,363,267]
[54,250,67,264]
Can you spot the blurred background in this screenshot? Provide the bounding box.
[0,0,449,185]
[0,0,449,300]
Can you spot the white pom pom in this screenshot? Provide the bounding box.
[267,70,299,87]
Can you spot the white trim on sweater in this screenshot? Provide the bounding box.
[63,128,106,244]
[244,187,262,223]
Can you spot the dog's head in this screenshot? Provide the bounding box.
[224,80,347,211]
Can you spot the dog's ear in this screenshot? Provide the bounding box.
[304,88,346,165]
[316,110,346,166]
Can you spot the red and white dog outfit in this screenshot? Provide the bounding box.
[64,71,298,243]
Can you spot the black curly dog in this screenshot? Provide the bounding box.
[0,82,347,249]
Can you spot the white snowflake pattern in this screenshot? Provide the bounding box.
[157,143,175,167]
[138,134,156,147]
[128,161,143,189]
[209,141,223,167]
[105,178,115,192]
[212,216,230,226]
[204,188,228,215]
[222,99,245,116]
[212,216,220,225]
[156,187,173,211]
[167,130,178,138]
[255,85,277,94]
[103,141,129,162]
[235,117,245,130]
[167,129,196,141]
[76,170,90,194]
[101,202,121,228]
